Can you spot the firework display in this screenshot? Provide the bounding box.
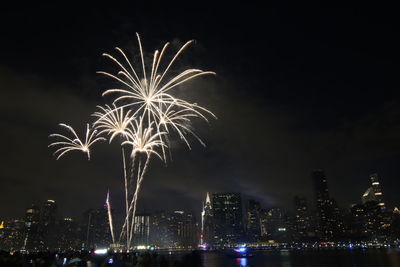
[49,33,215,249]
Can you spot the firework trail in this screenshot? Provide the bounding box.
[118,118,167,247]
[49,123,105,160]
[106,190,115,244]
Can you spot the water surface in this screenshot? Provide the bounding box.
[199,249,400,267]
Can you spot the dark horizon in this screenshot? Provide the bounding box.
[1,4,400,220]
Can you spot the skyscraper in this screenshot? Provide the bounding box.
[246,199,261,241]
[57,217,80,251]
[261,208,291,243]
[150,211,173,248]
[133,213,151,247]
[360,173,389,239]
[212,193,244,247]
[39,199,57,250]
[369,173,385,210]
[312,170,341,240]
[169,211,198,248]
[83,206,111,249]
[23,204,40,251]
[201,192,213,246]
[293,196,312,241]
[349,204,367,240]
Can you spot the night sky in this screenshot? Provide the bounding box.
[1,4,400,220]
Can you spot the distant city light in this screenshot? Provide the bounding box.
[94,248,108,255]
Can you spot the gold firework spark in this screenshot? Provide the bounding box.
[92,104,134,143]
[122,117,167,160]
[48,123,105,160]
[98,33,216,154]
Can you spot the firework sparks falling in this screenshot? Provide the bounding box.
[48,123,105,160]
[92,104,134,143]
[122,118,167,160]
[98,33,216,156]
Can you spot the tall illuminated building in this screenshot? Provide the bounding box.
[57,217,80,251]
[150,211,172,248]
[169,211,198,249]
[201,192,213,246]
[212,193,244,247]
[313,170,330,239]
[260,208,291,243]
[246,200,261,241]
[360,173,389,239]
[39,199,57,250]
[23,204,40,251]
[369,173,385,210]
[133,213,150,247]
[293,196,312,241]
[312,170,342,240]
[83,206,111,249]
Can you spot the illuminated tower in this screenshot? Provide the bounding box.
[246,200,261,241]
[24,204,40,251]
[40,200,57,250]
[312,170,341,240]
[170,211,198,248]
[201,192,213,247]
[369,173,385,210]
[133,213,150,247]
[293,196,312,241]
[212,193,244,247]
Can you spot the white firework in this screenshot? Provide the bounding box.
[98,33,216,152]
[49,123,105,160]
[122,117,167,160]
[92,104,134,143]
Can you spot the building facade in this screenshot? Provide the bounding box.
[212,193,244,247]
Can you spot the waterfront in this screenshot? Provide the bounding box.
[198,249,400,267]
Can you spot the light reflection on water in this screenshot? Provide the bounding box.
[235,257,247,267]
[201,249,400,267]
[280,249,292,267]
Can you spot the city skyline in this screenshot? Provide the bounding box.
[2,173,400,251]
[2,4,400,225]
[2,170,398,221]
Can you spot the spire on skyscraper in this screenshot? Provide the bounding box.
[206,192,211,205]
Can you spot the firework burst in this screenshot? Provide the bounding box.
[92,104,134,143]
[49,123,105,160]
[98,33,216,152]
[122,118,167,160]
